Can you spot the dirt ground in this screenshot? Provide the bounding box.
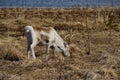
[0,8,120,80]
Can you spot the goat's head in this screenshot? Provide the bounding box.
[62,42,70,57]
[57,42,70,57]
[55,41,70,57]
[25,26,33,33]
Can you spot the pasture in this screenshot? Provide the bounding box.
[0,8,120,80]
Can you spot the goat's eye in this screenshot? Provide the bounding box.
[57,46,63,51]
[57,46,60,49]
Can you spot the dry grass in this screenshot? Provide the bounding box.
[0,7,120,80]
[0,42,26,61]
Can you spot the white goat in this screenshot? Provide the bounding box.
[25,26,70,60]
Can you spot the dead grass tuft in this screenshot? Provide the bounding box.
[0,43,26,61]
[64,65,80,71]
[99,68,118,78]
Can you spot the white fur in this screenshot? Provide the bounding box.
[25,26,70,59]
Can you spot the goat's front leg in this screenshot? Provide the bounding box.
[45,44,51,61]
[27,45,31,59]
[51,45,57,58]
[31,44,36,59]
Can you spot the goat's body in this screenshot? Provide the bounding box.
[25,26,70,59]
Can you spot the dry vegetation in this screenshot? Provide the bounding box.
[0,7,120,80]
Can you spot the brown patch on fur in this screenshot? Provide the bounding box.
[41,34,49,43]
[37,36,41,43]
[33,26,51,33]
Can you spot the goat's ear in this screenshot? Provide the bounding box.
[64,42,66,48]
[64,42,69,47]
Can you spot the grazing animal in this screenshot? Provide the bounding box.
[25,26,70,60]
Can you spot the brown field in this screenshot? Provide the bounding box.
[0,7,120,80]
